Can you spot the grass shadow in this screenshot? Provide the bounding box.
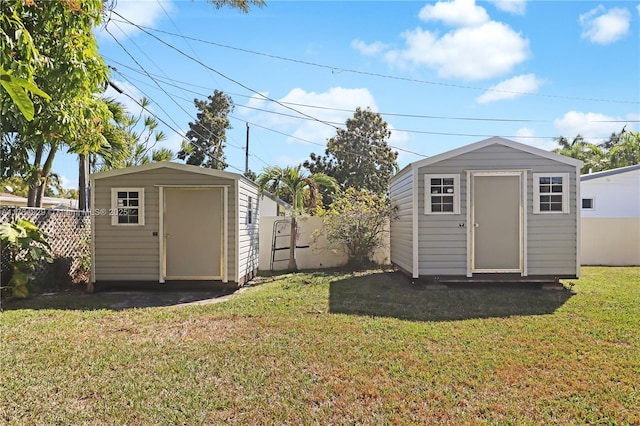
[329,271,575,322]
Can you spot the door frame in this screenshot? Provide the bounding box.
[158,185,229,283]
[466,170,528,277]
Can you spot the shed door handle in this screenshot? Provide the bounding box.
[474,223,479,228]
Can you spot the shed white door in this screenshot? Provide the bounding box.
[164,188,223,279]
[472,174,522,272]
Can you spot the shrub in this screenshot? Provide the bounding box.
[0,219,52,298]
[322,188,396,268]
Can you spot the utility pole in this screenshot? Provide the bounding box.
[245,122,250,173]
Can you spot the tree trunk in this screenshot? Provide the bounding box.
[78,154,89,211]
[27,144,44,207]
[288,216,297,271]
[34,144,58,207]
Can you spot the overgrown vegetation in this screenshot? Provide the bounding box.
[2,267,638,424]
[0,219,52,298]
[321,188,396,267]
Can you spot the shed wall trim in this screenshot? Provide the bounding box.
[412,165,419,278]
[159,187,165,283]
[575,164,581,277]
[224,186,229,283]
[90,179,96,284]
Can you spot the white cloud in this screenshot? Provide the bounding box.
[476,74,542,103]
[579,6,631,45]
[489,0,526,16]
[351,39,390,56]
[238,92,270,117]
[514,127,535,140]
[243,87,378,148]
[418,0,489,27]
[97,0,172,40]
[272,155,310,168]
[513,128,556,151]
[161,131,186,156]
[387,127,413,165]
[554,111,633,143]
[385,22,529,80]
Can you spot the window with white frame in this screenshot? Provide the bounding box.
[111,188,144,225]
[533,173,569,214]
[424,174,460,214]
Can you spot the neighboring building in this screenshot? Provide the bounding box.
[389,136,583,283]
[259,191,290,217]
[0,193,78,209]
[90,162,260,288]
[580,164,640,266]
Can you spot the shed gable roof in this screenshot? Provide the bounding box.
[90,161,257,188]
[416,137,582,169]
[392,137,582,182]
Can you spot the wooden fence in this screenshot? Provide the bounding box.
[1,206,90,288]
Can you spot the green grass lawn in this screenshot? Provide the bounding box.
[1,267,639,425]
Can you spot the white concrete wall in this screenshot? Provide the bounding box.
[581,218,640,266]
[259,216,390,271]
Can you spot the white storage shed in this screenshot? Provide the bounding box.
[90,162,260,289]
[390,137,583,283]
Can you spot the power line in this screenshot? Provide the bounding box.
[104,56,548,123]
[109,11,342,132]
[115,20,640,106]
[107,71,246,174]
[110,64,630,142]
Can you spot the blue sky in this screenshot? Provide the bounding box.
[53,0,639,188]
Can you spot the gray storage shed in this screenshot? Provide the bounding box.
[390,137,583,282]
[90,162,260,289]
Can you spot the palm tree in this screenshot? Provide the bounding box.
[256,165,339,271]
[609,131,640,168]
[553,135,606,174]
[78,97,129,210]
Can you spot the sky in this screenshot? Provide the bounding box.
[52,0,640,189]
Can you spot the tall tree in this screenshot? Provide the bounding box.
[608,131,640,168]
[304,107,399,198]
[1,0,111,207]
[553,129,639,174]
[256,165,338,271]
[177,90,233,169]
[552,135,606,174]
[0,0,50,120]
[76,98,174,210]
[206,0,265,12]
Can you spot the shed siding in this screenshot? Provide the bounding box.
[93,168,237,282]
[237,178,260,283]
[389,168,414,274]
[416,144,578,277]
[526,166,579,276]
